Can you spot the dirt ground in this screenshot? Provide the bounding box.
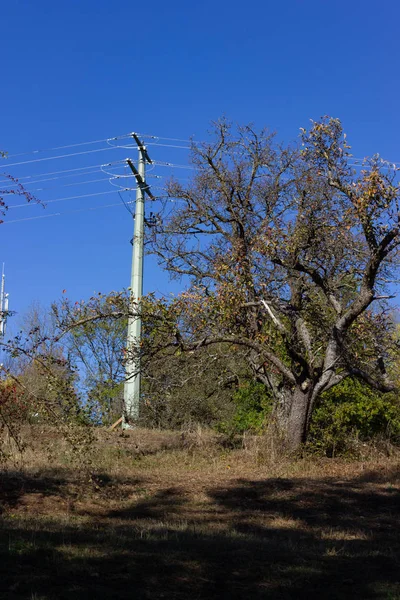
[0,427,399,599]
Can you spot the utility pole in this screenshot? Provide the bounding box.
[123,135,154,425]
[0,264,8,338]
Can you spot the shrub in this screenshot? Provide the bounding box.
[0,379,34,422]
[216,381,273,435]
[308,378,400,456]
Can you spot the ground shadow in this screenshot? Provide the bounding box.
[0,470,69,512]
[0,467,399,599]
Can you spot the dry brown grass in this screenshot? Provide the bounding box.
[0,426,399,599]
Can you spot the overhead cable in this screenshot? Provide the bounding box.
[4,146,133,169]
[3,199,134,224]
[153,160,197,170]
[8,189,125,209]
[5,133,133,159]
[136,133,194,144]
[0,168,105,189]
[1,176,119,196]
[0,161,125,186]
[146,143,191,150]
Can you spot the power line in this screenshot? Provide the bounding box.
[136,133,194,144]
[1,158,391,197]
[4,127,399,168]
[153,160,197,170]
[138,132,400,167]
[100,163,133,178]
[0,161,127,186]
[154,158,400,172]
[1,171,164,196]
[9,189,126,209]
[134,133,400,166]
[3,146,136,169]
[118,191,134,215]
[146,143,191,150]
[3,199,135,224]
[0,168,106,189]
[1,156,394,190]
[1,176,121,196]
[5,133,133,159]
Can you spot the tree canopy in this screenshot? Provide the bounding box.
[144,117,400,450]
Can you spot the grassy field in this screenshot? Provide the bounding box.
[0,426,399,599]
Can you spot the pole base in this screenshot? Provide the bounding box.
[122,417,136,430]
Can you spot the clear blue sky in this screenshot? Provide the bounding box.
[1,0,399,327]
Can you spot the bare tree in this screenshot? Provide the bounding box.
[0,151,37,223]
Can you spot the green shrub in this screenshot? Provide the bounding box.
[308,378,400,456]
[216,381,273,435]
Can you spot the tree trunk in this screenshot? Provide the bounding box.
[274,386,312,453]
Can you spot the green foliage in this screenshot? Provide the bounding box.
[216,382,273,435]
[308,379,400,456]
[57,294,128,425]
[86,380,123,425]
[140,343,251,430]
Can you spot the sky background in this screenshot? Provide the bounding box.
[1,0,399,330]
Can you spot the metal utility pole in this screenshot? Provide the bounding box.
[0,264,8,338]
[123,135,154,425]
